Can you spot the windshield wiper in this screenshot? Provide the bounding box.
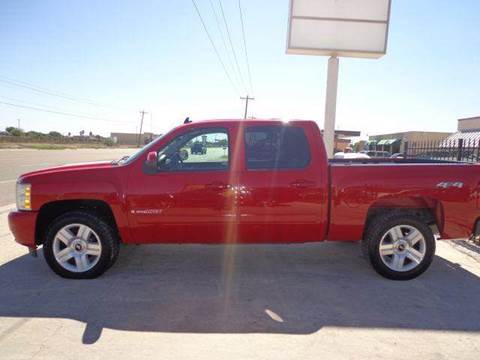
[111,155,130,165]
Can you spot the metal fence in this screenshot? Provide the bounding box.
[405,138,480,162]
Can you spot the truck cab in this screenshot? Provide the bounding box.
[128,120,328,245]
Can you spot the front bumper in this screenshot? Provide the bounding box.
[8,210,38,248]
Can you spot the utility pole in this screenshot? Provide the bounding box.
[17,118,21,129]
[240,95,255,119]
[137,110,148,147]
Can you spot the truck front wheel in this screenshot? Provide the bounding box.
[43,211,120,279]
[363,213,436,280]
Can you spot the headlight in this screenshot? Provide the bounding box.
[16,183,32,211]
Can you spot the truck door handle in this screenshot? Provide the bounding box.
[290,179,315,188]
[206,181,229,190]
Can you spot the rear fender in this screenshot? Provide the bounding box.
[365,197,443,236]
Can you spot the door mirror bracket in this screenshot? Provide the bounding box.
[143,151,158,174]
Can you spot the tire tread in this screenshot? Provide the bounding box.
[362,211,436,280]
[43,211,120,279]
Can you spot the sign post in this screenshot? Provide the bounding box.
[286,0,391,157]
[324,56,339,157]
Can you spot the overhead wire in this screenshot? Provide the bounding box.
[0,75,134,112]
[0,100,132,123]
[207,0,243,91]
[217,0,248,94]
[0,94,113,117]
[0,3,255,115]
[191,0,241,96]
[238,0,254,95]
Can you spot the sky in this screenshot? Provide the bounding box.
[0,0,478,138]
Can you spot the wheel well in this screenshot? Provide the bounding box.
[35,200,120,245]
[364,207,438,239]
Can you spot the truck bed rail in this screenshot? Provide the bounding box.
[329,158,462,165]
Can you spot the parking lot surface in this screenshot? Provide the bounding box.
[0,148,133,206]
[1,148,480,359]
[0,147,226,207]
[1,208,479,359]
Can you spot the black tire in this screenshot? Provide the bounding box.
[43,211,120,279]
[107,236,121,270]
[362,212,436,280]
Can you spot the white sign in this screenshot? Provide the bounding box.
[286,0,391,58]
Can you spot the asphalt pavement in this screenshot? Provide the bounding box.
[1,148,479,359]
[0,148,134,206]
[1,216,479,359]
[0,147,228,207]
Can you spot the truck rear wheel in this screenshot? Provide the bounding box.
[363,213,435,280]
[43,211,120,279]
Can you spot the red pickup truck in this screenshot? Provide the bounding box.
[8,119,480,280]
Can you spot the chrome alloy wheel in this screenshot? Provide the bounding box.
[52,223,102,273]
[379,225,427,272]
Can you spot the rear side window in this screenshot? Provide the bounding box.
[244,126,310,169]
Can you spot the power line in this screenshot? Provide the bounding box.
[0,94,115,118]
[217,0,248,93]
[191,0,241,96]
[238,0,254,95]
[0,75,133,112]
[0,94,131,123]
[207,0,243,91]
[0,100,132,123]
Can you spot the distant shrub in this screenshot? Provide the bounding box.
[5,127,24,137]
[48,131,63,138]
[26,131,45,138]
[104,138,115,147]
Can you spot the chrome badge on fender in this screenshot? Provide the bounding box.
[436,181,464,189]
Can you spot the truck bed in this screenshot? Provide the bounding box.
[327,159,479,241]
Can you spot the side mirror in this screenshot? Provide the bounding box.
[145,151,158,168]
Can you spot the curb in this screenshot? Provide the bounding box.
[0,203,15,214]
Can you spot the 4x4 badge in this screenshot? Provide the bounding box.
[436,181,463,189]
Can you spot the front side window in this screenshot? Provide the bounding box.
[244,126,310,169]
[157,128,229,171]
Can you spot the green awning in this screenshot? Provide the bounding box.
[377,138,400,145]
